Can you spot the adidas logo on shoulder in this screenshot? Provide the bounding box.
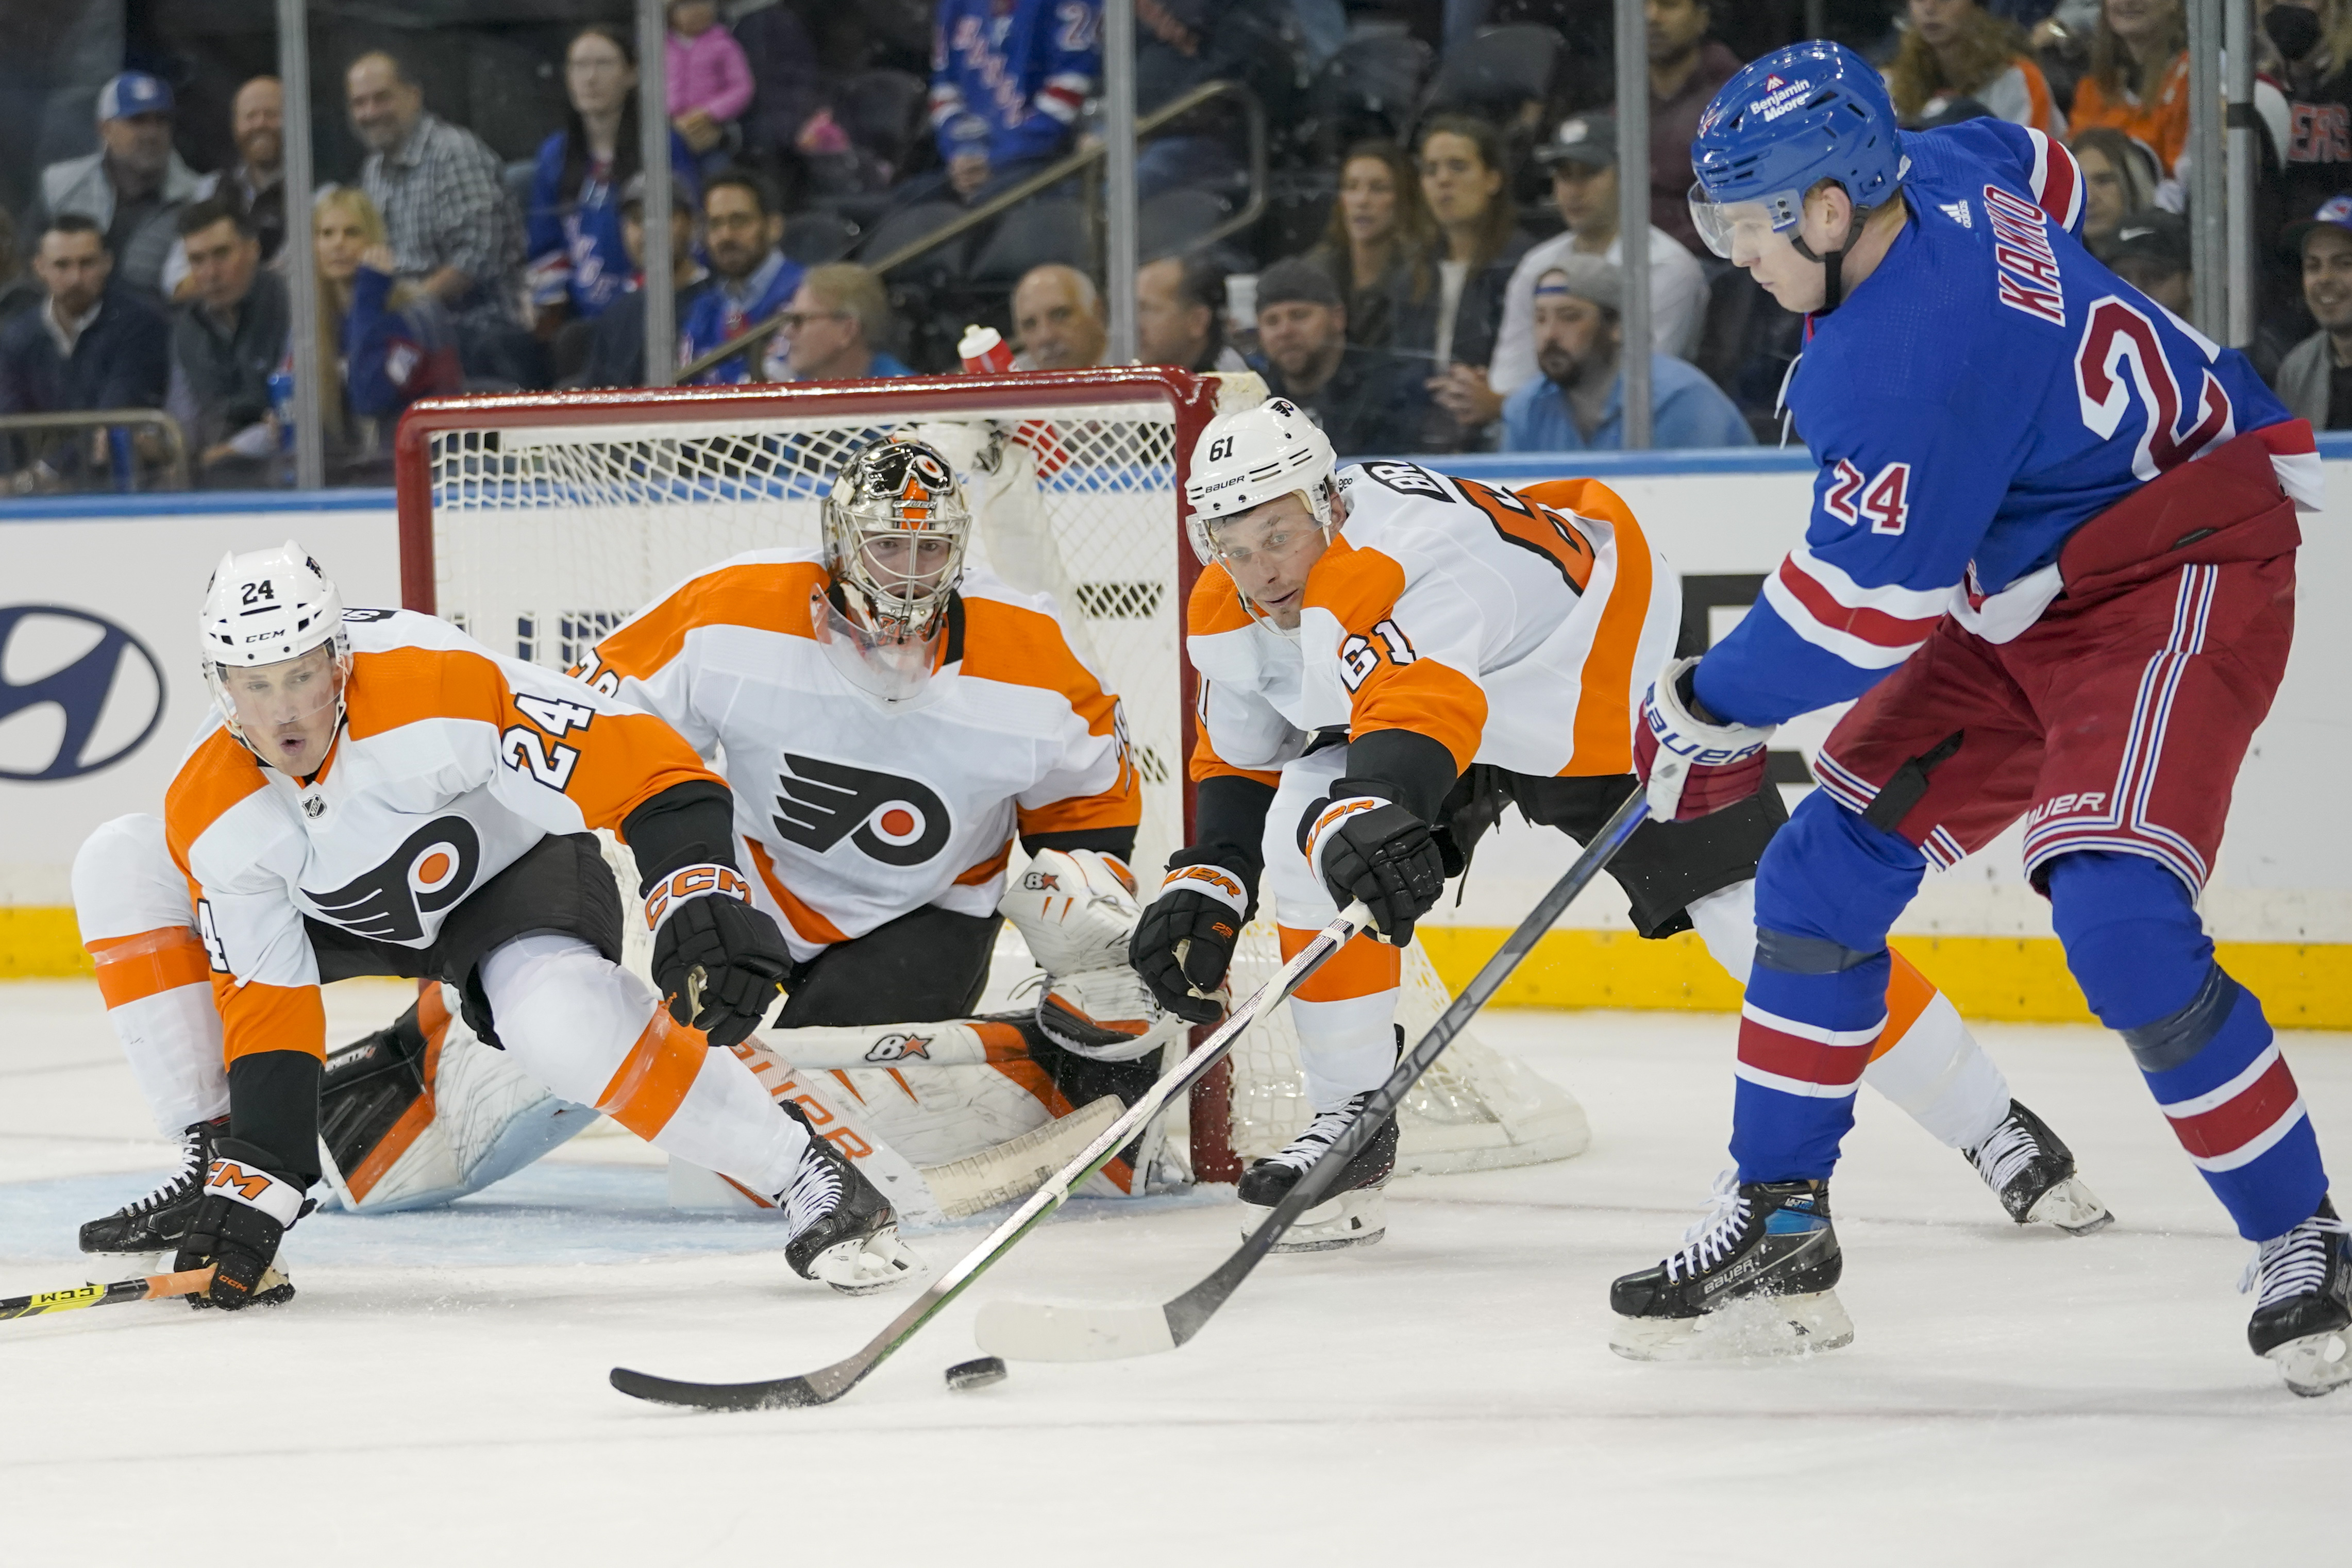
[1940,200,1973,229]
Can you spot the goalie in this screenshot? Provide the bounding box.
[1131,397,2112,1251]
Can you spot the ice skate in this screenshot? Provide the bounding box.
[78,1116,228,1255]
[1609,1171,1853,1361]
[780,1101,920,1295]
[1962,1099,2112,1235]
[2243,1200,2352,1397]
[1236,1091,1399,1253]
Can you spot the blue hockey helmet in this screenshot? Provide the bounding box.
[1688,41,1905,261]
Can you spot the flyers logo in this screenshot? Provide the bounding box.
[308,816,480,943]
[862,1031,934,1063]
[774,753,952,867]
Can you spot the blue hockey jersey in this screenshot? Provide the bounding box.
[1695,120,2321,728]
[929,0,1100,168]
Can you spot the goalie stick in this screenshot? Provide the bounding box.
[972,790,1651,1363]
[1,1266,215,1322]
[607,900,1374,1411]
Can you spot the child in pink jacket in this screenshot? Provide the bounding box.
[666,0,753,161]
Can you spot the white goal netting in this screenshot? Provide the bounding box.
[410,379,1585,1178]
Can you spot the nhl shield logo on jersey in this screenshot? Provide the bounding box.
[773,752,952,867]
[307,817,482,943]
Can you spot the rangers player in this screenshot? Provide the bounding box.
[1609,43,2347,1394]
[1130,395,2109,1252]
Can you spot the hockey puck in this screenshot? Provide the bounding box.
[945,1355,1006,1392]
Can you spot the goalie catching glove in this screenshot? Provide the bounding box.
[1300,791,1447,946]
[645,864,792,1049]
[1000,848,1174,1061]
[1131,852,1254,1026]
[1633,655,1775,822]
[172,1142,307,1309]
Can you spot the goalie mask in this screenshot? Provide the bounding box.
[822,436,973,642]
[198,541,351,768]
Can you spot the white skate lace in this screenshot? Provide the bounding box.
[127,1125,209,1215]
[1662,1170,1753,1283]
[1969,1113,2040,1194]
[1267,1100,1361,1172]
[2239,1212,2350,1310]
[784,1145,844,1239]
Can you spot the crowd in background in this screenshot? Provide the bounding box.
[5,0,2352,491]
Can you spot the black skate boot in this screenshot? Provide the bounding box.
[1236,1090,1400,1253]
[2244,1199,2352,1397]
[1609,1172,1854,1361]
[779,1100,919,1295]
[1962,1099,2113,1235]
[79,1115,229,1254]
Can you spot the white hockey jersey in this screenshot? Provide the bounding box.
[575,549,1138,959]
[1188,463,1682,786]
[165,609,723,1066]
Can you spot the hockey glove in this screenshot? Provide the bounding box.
[1301,794,1447,946]
[1131,853,1254,1025]
[172,1140,305,1310]
[1633,655,1775,822]
[646,864,791,1050]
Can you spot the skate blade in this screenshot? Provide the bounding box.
[2026,1177,2114,1236]
[810,1227,922,1296]
[1242,1189,1387,1254]
[2267,1327,2352,1397]
[1609,1290,1855,1362]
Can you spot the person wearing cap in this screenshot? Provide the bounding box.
[1490,113,1709,401]
[2091,206,2191,317]
[27,73,206,302]
[2271,195,2352,429]
[579,171,711,387]
[1247,256,1438,456]
[1500,258,1751,453]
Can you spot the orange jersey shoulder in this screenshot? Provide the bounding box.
[1186,562,1259,636]
[164,725,268,874]
[593,557,827,682]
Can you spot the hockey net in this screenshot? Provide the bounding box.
[393,370,1585,1182]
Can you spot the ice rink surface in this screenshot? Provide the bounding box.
[3,977,2343,1564]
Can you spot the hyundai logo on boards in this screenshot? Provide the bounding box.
[0,606,167,782]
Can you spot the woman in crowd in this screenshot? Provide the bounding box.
[2068,0,2189,173]
[2069,126,2161,248]
[2263,0,2352,233]
[1303,140,1434,351]
[526,24,698,353]
[1886,0,2068,134]
[1400,114,1531,447]
[311,187,463,478]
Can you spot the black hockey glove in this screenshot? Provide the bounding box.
[172,1139,305,1310]
[1131,852,1254,1026]
[646,864,791,1050]
[1300,794,1447,946]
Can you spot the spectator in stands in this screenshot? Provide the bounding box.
[1405,115,1532,446]
[680,168,804,382]
[1888,0,2068,132]
[192,77,288,267]
[169,199,289,487]
[668,0,755,167]
[312,187,463,475]
[2265,1,2352,239]
[1492,115,1707,404]
[0,212,37,323]
[1012,264,1109,369]
[1249,256,1434,457]
[0,215,170,494]
[2271,196,2352,427]
[928,0,1101,202]
[1137,254,1248,373]
[583,173,710,388]
[348,50,532,383]
[2094,207,2192,314]
[2069,0,2190,173]
[527,24,699,382]
[1501,258,1751,453]
[1645,0,1743,257]
[2070,126,2161,248]
[1301,140,1434,351]
[28,74,204,302]
[763,263,914,380]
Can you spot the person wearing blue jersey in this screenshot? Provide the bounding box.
[927,0,1100,201]
[678,168,802,383]
[1605,42,2350,1395]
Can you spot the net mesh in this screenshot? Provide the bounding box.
[419,390,1583,1177]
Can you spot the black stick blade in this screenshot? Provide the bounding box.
[609,1365,837,1410]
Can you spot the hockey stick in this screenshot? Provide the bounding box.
[973,788,1652,1362]
[608,900,1375,1411]
[0,1265,215,1322]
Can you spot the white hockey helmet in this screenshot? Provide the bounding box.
[820,434,973,640]
[199,541,350,746]
[1182,396,1337,565]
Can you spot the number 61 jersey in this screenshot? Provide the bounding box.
[1696,118,2324,729]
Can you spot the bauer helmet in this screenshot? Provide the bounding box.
[198,541,350,751]
[821,435,973,640]
[1182,396,1337,566]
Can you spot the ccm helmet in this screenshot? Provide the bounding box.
[197,541,349,749]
